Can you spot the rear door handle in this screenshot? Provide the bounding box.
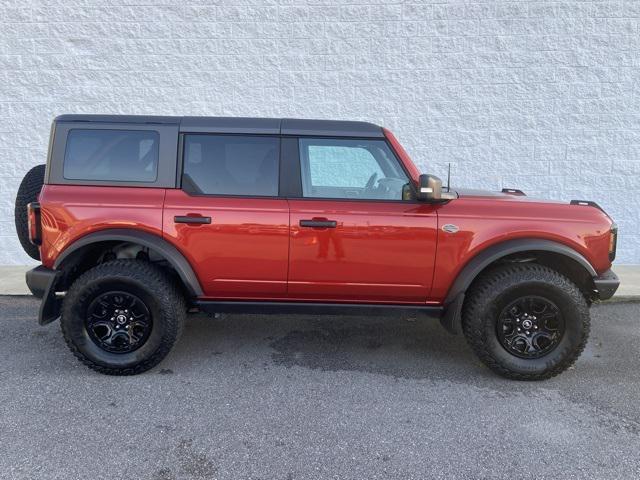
[174,215,211,224]
[299,219,337,228]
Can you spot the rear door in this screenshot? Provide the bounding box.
[287,137,438,303]
[163,134,289,299]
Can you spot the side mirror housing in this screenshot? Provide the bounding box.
[416,174,442,201]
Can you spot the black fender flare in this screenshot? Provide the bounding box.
[440,238,596,334]
[54,229,203,297]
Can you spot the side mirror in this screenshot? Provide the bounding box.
[416,174,442,201]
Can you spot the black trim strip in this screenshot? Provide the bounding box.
[279,137,302,197]
[55,115,384,138]
[281,118,383,138]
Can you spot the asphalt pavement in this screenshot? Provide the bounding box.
[1,296,639,480]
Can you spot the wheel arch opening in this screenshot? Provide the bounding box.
[469,250,596,301]
[53,231,203,299]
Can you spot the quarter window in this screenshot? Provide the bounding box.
[64,129,159,182]
[299,138,410,200]
[182,135,279,196]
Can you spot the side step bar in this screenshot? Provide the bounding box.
[196,301,444,319]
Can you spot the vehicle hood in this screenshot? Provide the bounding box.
[453,188,565,204]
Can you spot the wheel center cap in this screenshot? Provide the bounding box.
[522,319,533,329]
[116,314,127,325]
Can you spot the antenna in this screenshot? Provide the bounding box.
[446,163,451,192]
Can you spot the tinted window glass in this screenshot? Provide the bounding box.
[299,138,409,200]
[182,135,279,196]
[64,129,159,182]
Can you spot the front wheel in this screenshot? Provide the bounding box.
[61,260,186,375]
[462,264,590,380]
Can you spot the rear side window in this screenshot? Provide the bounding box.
[64,129,159,182]
[182,135,279,196]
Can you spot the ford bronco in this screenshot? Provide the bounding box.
[16,115,619,379]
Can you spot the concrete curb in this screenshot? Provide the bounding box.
[1,266,35,295]
[1,264,639,299]
[602,296,640,303]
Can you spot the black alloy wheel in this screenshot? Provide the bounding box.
[496,295,565,359]
[85,291,153,353]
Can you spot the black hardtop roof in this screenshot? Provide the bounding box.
[54,115,384,138]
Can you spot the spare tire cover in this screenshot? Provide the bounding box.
[14,164,46,260]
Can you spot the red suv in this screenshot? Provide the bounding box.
[16,115,619,379]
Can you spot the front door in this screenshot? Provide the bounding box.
[163,134,289,299]
[287,137,438,303]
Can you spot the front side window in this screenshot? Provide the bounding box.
[64,129,159,182]
[299,138,410,200]
[182,135,279,196]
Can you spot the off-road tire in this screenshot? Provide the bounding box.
[61,259,186,375]
[462,263,590,381]
[14,164,46,260]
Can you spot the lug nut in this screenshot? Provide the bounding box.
[526,331,530,335]
[517,328,521,332]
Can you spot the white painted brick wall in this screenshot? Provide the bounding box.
[1,0,639,265]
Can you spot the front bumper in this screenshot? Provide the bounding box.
[25,266,62,325]
[593,268,620,301]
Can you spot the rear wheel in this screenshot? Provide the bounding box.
[462,263,590,380]
[14,164,46,260]
[61,260,186,375]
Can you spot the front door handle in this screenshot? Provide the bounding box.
[174,215,211,224]
[299,219,337,228]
